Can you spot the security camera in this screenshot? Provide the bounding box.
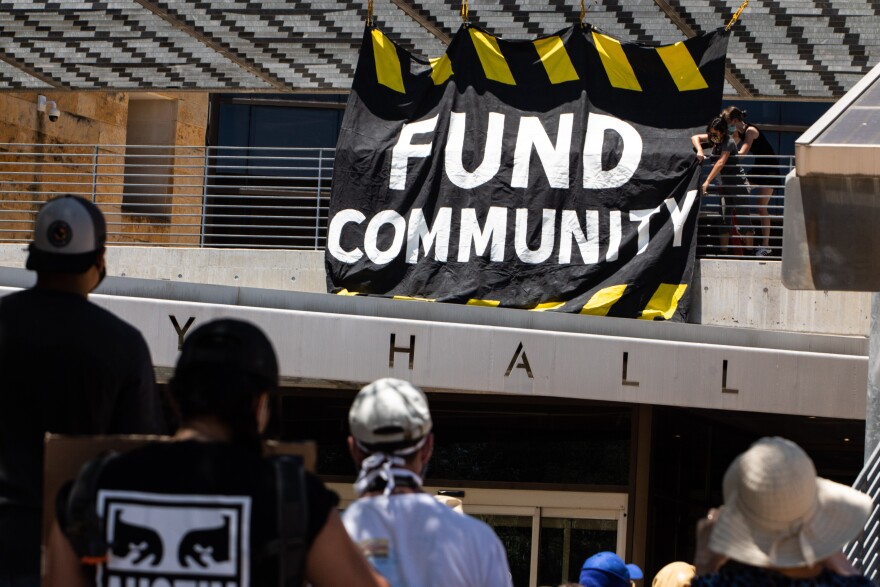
[37,95,60,122]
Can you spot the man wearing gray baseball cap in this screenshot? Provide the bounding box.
[343,377,513,587]
[0,196,165,584]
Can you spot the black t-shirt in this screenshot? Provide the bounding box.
[58,441,339,587]
[0,288,165,574]
[711,138,750,194]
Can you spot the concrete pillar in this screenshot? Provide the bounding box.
[866,293,880,462]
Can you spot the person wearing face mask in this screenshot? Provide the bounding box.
[0,195,166,586]
[692,117,754,256]
[342,378,513,587]
[721,106,783,257]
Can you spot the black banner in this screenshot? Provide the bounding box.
[326,25,728,320]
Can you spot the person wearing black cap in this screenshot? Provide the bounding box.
[46,318,387,587]
[0,195,165,584]
[343,377,513,587]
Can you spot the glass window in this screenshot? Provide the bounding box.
[278,391,632,486]
[472,514,533,587]
[538,518,618,587]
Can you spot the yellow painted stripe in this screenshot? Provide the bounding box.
[469,29,516,85]
[392,295,436,302]
[591,32,642,91]
[655,42,709,91]
[639,284,688,321]
[429,54,453,85]
[580,284,627,316]
[531,301,566,312]
[371,29,405,93]
[336,289,359,296]
[466,299,501,307]
[533,36,579,84]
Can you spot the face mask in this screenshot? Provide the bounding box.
[91,264,106,292]
[709,134,723,144]
[728,124,737,134]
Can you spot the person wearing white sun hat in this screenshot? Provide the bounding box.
[692,436,874,586]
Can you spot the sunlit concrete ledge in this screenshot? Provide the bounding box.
[0,245,870,337]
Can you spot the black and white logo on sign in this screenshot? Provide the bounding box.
[97,490,251,587]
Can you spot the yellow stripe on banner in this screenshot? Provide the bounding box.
[580,284,628,316]
[469,29,516,85]
[533,36,579,84]
[591,32,642,91]
[336,289,360,296]
[429,54,453,85]
[371,29,405,93]
[393,295,436,302]
[531,301,566,312]
[655,42,709,92]
[639,284,688,321]
[467,299,501,307]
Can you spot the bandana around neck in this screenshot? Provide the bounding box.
[353,452,424,496]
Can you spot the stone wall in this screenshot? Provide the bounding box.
[0,92,209,245]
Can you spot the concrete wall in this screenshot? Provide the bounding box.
[692,259,871,336]
[0,245,327,296]
[0,92,129,146]
[0,92,208,149]
[0,244,870,337]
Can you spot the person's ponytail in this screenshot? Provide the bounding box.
[170,369,268,454]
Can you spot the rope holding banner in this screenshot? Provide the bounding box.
[725,0,748,31]
[578,0,596,26]
[461,0,469,24]
[366,0,373,26]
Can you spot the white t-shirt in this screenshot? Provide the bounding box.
[342,492,513,587]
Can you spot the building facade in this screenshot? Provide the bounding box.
[2,1,880,584]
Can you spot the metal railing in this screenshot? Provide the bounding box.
[0,143,792,257]
[845,443,880,581]
[0,143,334,249]
[697,154,794,260]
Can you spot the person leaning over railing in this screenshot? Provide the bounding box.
[692,117,755,256]
[722,106,784,257]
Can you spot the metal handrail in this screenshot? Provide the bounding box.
[0,143,793,255]
[845,443,880,581]
[696,152,793,259]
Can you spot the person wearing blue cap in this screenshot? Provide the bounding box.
[579,551,644,587]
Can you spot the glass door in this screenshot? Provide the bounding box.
[537,514,618,586]
[468,506,538,587]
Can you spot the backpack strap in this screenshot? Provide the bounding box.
[270,455,309,587]
[58,451,120,565]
